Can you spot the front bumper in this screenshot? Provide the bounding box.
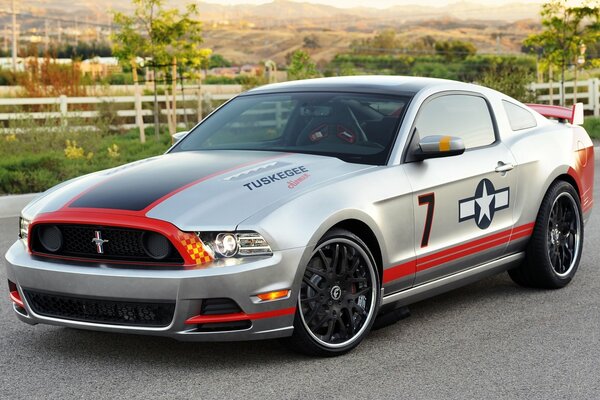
[5,240,307,341]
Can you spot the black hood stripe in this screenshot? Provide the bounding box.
[68,151,287,212]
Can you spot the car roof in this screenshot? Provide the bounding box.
[244,75,476,96]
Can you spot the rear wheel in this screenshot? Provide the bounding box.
[284,229,380,356]
[509,180,583,289]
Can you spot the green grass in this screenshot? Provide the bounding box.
[0,129,172,195]
[583,117,600,140]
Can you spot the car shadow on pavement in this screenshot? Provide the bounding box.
[21,272,533,367]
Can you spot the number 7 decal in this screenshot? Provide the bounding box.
[418,193,435,248]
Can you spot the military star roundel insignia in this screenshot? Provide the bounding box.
[459,179,510,229]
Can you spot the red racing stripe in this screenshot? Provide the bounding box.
[417,222,534,271]
[382,260,417,284]
[184,306,296,325]
[61,153,291,215]
[140,153,291,214]
[383,222,534,284]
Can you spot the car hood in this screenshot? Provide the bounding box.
[24,150,373,231]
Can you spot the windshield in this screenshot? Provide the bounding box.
[171,92,412,165]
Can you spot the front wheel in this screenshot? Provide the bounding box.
[509,180,583,289]
[284,229,380,356]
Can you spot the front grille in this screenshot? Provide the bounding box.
[31,224,184,265]
[24,290,175,327]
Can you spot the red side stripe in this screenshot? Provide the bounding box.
[9,291,24,309]
[185,306,296,325]
[417,235,510,271]
[417,228,512,267]
[383,222,534,284]
[418,223,534,271]
[382,260,417,284]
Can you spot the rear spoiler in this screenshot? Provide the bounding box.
[526,103,584,125]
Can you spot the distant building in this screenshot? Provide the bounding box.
[0,57,72,72]
[80,57,122,78]
[207,64,262,78]
[209,67,241,77]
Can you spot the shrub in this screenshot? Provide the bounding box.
[584,117,600,139]
[0,129,171,194]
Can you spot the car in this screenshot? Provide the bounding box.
[5,76,595,356]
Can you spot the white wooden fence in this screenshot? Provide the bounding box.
[0,91,239,134]
[1,78,598,135]
[530,78,600,117]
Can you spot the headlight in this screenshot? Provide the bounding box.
[215,233,238,257]
[199,231,272,259]
[19,217,30,240]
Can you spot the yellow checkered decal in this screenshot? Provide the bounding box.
[178,232,213,265]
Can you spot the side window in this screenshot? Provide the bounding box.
[415,94,496,149]
[503,100,537,131]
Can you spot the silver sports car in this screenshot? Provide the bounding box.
[5,76,594,356]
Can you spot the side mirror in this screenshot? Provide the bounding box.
[413,135,465,161]
[172,131,188,144]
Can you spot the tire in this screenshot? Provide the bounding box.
[283,229,381,357]
[508,180,583,289]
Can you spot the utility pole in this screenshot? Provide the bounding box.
[3,26,8,54]
[496,33,500,54]
[44,19,49,53]
[58,20,62,43]
[95,12,101,42]
[85,16,89,42]
[11,0,17,71]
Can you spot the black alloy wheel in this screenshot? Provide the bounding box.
[508,180,583,289]
[285,229,380,356]
[547,192,581,276]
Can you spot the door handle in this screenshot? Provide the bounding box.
[495,162,514,173]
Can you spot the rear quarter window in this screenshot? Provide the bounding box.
[503,101,537,131]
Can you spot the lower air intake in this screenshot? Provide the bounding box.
[24,290,175,327]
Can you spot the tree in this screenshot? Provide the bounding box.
[208,54,232,68]
[287,50,320,80]
[434,40,477,61]
[478,61,537,103]
[371,30,399,52]
[351,29,399,55]
[113,7,148,142]
[112,0,211,139]
[524,0,600,105]
[410,36,437,55]
[303,34,321,50]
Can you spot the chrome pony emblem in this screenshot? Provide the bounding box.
[92,231,109,254]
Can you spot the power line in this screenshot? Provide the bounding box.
[0,9,112,28]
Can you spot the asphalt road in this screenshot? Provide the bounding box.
[1,162,599,400]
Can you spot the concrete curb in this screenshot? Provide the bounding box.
[0,193,40,219]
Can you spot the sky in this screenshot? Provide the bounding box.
[201,0,587,8]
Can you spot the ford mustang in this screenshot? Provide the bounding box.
[4,76,594,356]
